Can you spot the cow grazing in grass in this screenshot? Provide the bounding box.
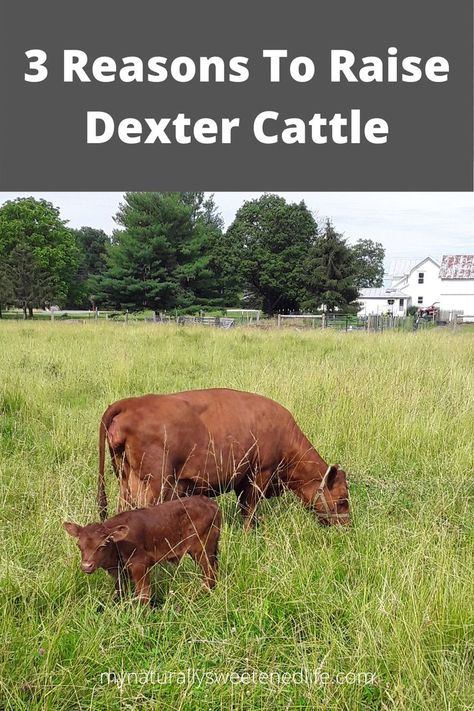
[98,388,350,528]
[64,496,221,604]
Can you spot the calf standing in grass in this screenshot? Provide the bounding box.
[64,496,221,604]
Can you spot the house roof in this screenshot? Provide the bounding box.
[386,256,440,283]
[440,255,474,279]
[359,288,407,299]
[385,259,420,280]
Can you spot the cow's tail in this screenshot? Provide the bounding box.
[98,402,122,521]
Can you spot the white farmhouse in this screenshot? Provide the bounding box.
[358,287,410,316]
[390,256,441,309]
[365,254,474,319]
[439,255,474,318]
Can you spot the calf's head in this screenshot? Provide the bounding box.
[63,521,129,573]
[313,465,350,526]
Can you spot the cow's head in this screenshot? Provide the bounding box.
[313,465,350,526]
[63,521,129,573]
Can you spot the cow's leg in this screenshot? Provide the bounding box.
[128,562,152,604]
[127,445,176,508]
[238,485,257,529]
[148,473,176,504]
[238,470,272,530]
[109,447,131,513]
[118,474,130,512]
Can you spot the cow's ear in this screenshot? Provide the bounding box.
[109,525,129,542]
[326,465,339,489]
[64,522,82,538]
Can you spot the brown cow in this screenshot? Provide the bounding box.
[98,388,350,527]
[64,495,221,604]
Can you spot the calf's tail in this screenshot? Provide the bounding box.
[98,402,122,521]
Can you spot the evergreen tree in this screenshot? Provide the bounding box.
[2,244,54,319]
[302,220,359,312]
[96,192,234,313]
[68,227,109,308]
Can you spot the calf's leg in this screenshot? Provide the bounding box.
[190,531,219,590]
[128,562,152,604]
[108,566,130,599]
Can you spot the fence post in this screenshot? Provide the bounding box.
[277,314,281,328]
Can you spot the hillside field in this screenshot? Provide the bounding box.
[0,322,473,710]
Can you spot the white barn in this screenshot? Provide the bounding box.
[358,288,410,316]
[439,255,474,319]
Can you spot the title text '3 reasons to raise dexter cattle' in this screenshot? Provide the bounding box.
[25,48,450,146]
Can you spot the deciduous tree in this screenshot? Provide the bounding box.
[0,197,78,316]
[351,238,385,288]
[224,194,317,314]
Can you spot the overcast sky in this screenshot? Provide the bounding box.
[0,192,472,261]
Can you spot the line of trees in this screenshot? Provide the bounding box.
[0,193,384,318]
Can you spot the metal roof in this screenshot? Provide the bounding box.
[359,288,407,299]
[384,259,421,279]
[385,256,440,281]
[439,255,474,279]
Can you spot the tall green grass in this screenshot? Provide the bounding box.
[0,322,473,710]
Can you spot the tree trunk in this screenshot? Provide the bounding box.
[28,304,34,319]
[23,304,27,320]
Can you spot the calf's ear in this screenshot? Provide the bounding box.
[63,522,82,538]
[109,525,129,542]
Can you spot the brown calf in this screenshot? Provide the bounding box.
[64,496,221,604]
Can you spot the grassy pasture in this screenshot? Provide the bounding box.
[0,322,473,710]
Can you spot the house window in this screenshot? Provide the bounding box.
[399,298,404,311]
[417,296,423,305]
[418,272,424,284]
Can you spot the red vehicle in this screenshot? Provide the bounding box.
[418,302,440,319]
